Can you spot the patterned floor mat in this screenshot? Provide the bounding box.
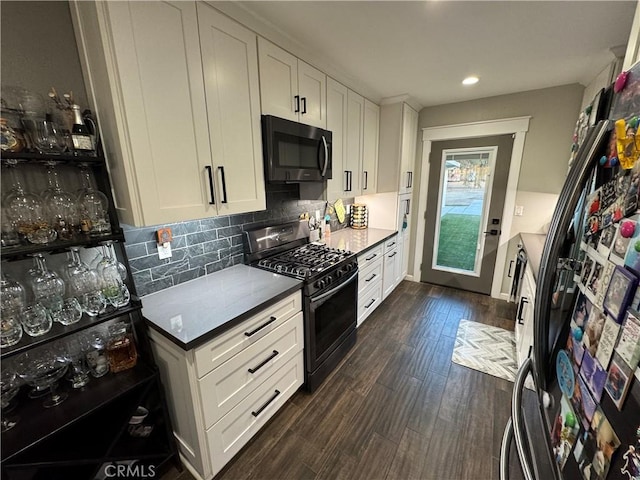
[452,319,517,382]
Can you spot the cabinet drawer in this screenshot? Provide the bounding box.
[358,277,383,327]
[194,291,302,378]
[383,235,398,253]
[358,259,383,295]
[206,352,304,477]
[199,312,303,428]
[357,244,383,270]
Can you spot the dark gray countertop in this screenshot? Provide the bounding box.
[520,233,547,281]
[142,264,303,350]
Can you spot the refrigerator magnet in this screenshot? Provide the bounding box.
[603,266,639,323]
[557,349,575,398]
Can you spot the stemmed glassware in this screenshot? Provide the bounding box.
[2,160,56,245]
[17,349,69,408]
[77,166,111,237]
[0,370,21,431]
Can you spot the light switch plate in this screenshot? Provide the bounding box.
[158,242,172,259]
[515,205,524,216]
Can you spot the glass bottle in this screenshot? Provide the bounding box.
[65,247,106,316]
[42,163,77,241]
[0,273,25,347]
[3,160,56,244]
[86,330,109,378]
[77,166,111,237]
[29,254,65,316]
[96,244,130,308]
[106,322,137,373]
[70,104,94,155]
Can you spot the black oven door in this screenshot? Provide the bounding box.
[305,270,357,374]
[262,115,332,182]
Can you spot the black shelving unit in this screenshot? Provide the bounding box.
[0,149,180,478]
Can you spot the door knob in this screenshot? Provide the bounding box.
[483,229,500,236]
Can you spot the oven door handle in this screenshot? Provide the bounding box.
[311,270,358,303]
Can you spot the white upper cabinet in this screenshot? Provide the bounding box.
[362,99,379,194]
[71,1,265,226]
[345,90,364,196]
[326,78,348,202]
[258,38,326,129]
[197,3,265,216]
[378,102,419,194]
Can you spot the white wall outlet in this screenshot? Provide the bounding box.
[514,205,524,216]
[158,242,172,259]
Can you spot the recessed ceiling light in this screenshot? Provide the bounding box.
[462,76,479,86]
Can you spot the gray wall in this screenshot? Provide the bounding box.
[1,1,88,109]
[418,83,584,195]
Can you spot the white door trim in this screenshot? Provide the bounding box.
[414,116,531,299]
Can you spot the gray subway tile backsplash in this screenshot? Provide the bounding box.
[124,184,352,296]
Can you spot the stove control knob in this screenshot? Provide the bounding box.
[326,275,333,284]
[315,279,325,289]
[345,263,355,272]
[336,270,344,278]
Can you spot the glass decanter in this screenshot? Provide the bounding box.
[3,160,56,244]
[96,244,130,308]
[0,273,25,347]
[29,254,65,313]
[0,370,20,431]
[106,322,137,373]
[76,166,111,237]
[65,247,106,316]
[42,163,78,241]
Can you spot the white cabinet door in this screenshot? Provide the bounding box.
[257,37,298,122]
[399,103,418,194]
[298,60,326,129]
[383,247,399,299]
[257,39,326,128]
[346,90,364,196]
[326,78,348,202]
[362,99,379,195]
[515,265,535,366]
[398,194,412,280]
[198,3,265,216]
[377,102,418,195]
[78,1,213,226]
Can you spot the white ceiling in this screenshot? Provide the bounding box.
[228,1,637,108]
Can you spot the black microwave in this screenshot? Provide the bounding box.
[262,115,332,183]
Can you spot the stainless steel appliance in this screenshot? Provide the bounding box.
[244,221,357,392]
[262,115,332,183]
[501,72,640,480]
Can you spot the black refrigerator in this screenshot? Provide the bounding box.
[502,63,640,480]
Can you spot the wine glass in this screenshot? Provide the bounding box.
[76,165,111,237]
[17,350,69,408]
[42,163,78,241]
[0,370,20,431]
[3,160,56,245]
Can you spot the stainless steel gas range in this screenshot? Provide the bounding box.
[244,221,358,392]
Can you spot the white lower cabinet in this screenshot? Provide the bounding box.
[357,245,384,327]
[515,264,535,367]
[382,234,401,299]
[148,291,303,479]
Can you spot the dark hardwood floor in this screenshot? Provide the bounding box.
[162,281,526,480]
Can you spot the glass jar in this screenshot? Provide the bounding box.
[86,331,109,378]
[106,322,137,373]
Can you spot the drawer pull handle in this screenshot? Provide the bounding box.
[365,299,376,309]
[244,316,277,337]
[387,242,396,247]
[365,273,377,282]
[248,350,279,374]
[251,389,281,417]
[365,253,377,261]
[388,252,397,258]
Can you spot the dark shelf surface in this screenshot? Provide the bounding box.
[1,362,156,462]
[1,151,105,164]
[0,299,142,360]
[1,231,126,261]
